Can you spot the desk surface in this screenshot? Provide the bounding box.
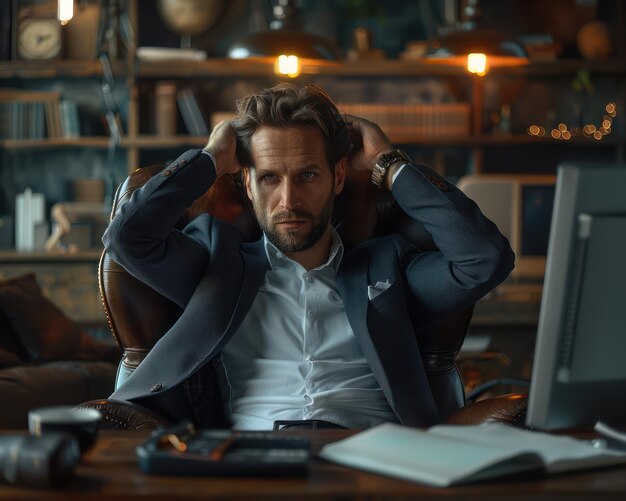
[1,430,626,500]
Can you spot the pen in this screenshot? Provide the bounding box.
[210,433,240,461]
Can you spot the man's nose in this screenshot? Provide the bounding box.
[279,179,299,210]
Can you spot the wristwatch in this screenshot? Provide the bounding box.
[371,149,411,188]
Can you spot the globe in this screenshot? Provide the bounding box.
[577,21,612,61]
[157,0,223,37]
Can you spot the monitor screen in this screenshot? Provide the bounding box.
[521,185,555,256]
[526,162,626,430]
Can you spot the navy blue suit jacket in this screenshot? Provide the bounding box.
[104,149,514,427]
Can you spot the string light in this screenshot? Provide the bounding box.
[527,103,616,141]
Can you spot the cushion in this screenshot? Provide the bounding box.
[0,361,117,429]
[0,273,119,364]
[0,306,27,368]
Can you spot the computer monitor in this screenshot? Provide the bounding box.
[457,174,556,279]
[526,162,626,430]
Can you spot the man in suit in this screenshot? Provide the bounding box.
[104,83,514,430]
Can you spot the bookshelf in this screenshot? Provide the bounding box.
[1,1,625,243]
[1,59,624,171]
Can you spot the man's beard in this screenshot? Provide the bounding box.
[253,197,334,254]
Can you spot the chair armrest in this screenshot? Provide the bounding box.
[446,394,528,426]
[75,399,173,430]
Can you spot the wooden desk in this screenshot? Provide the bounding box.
[1,430,626,500]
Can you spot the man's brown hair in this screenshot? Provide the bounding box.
[231,83,351,169]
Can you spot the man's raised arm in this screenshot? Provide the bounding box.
[103,122,242,308]
[345,115,515,325]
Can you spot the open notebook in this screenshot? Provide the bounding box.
[319,423,626,487]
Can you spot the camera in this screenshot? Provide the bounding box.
[0,433,80,488]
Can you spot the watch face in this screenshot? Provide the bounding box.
[18,18,62,60]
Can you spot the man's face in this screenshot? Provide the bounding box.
[244,125,345,255]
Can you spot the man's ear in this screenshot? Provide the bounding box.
[242,167,253,200]
[334,157,347,195]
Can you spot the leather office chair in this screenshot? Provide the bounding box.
[78,163,527,429]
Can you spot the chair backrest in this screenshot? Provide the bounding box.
[100,163,471,420]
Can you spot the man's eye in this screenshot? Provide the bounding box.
[261,174,277,182]
[301,171,316,180]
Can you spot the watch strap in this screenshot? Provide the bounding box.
[371,149,411,188]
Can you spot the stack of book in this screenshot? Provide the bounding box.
[0,88,63,140]
[339,102,471,140]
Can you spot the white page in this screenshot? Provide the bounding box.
[430,423,626,473]
[319,423,542,487]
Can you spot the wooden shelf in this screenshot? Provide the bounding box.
[131,135,206,148]
[0,250,102,262]
[136,58,626,79]
[0,60,127,79]
[0,135,205,150]
[489,59,626,76]
[2,58,625,80]
[388,133,625,147]
[0,137,112,149]
[3,134,622,151]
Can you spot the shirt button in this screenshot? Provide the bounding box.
[305,276,313,284]
[307,311,315,320]
[150,383,162,392]
[276,251,282,258]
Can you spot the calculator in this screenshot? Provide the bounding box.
[136,422,311,476]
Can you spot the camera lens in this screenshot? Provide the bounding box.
[0,433,80,488]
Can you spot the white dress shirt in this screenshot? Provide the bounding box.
[218,229,399,430]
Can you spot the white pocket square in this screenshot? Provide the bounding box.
[368,280,392,301]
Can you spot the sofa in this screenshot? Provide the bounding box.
[0,273,119,429]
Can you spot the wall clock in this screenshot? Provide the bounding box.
[17,4,62,60]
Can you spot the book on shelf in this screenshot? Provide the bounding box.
[155,81,177,137]
[319,422,626,487]
[60,99,81,138]
[339,102,471,139]
[0,88,62,140]
[177,87,209,136]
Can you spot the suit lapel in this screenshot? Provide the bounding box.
[226,239,270,338]
[338,251,439,427]
[337,252,397,410]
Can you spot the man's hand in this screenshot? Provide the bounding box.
[344,114,394,172]
[203,121,241,177]
[344,115,399,190]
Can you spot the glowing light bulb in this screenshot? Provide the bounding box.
[467,53,487,76]
[275,55,301,78]
[57,0,73,25]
